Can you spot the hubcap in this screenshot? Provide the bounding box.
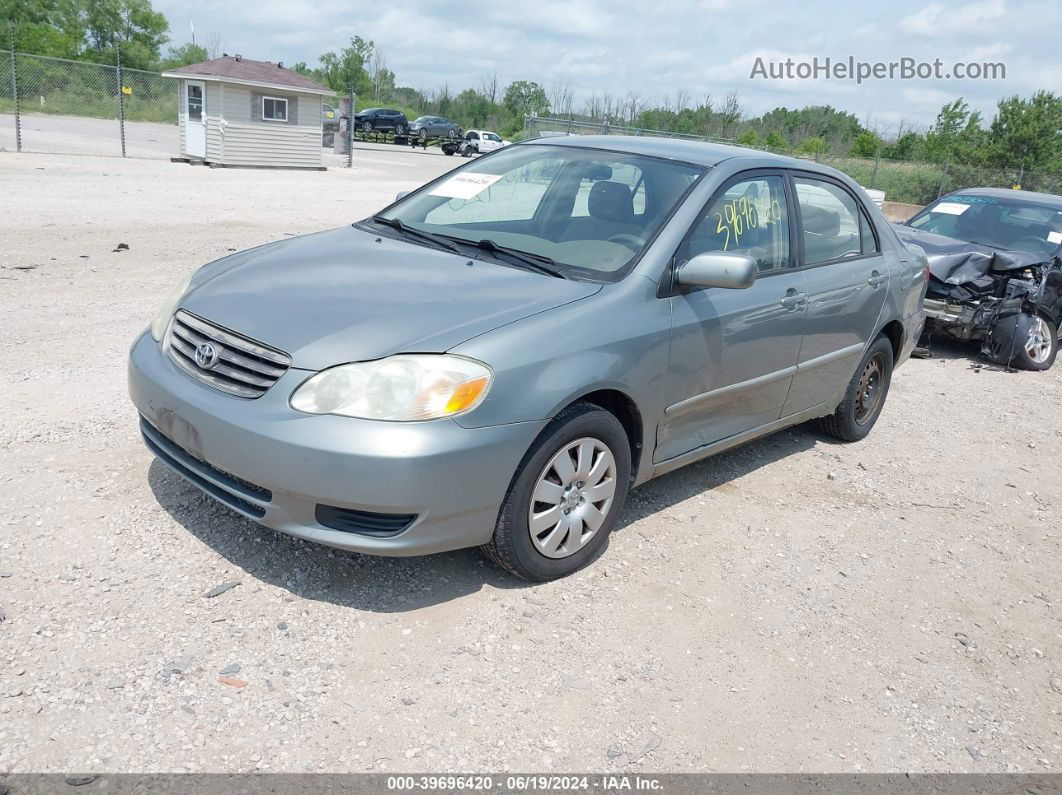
[528,437,617,559]
[1025,317,1052,363]
[854,352,886,425]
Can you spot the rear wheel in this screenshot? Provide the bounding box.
[360,120,373,133]
[484,403,631,581]
[462,144,473,157]
[819,335,894,442]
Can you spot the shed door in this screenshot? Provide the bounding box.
[184,80,206,158]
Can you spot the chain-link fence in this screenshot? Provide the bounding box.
[523,115,1062,208]
[1,49,178,158]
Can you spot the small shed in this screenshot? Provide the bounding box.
[163,55,332,169]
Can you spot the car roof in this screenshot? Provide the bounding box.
[942,186,1062,208]
[524,134,810,169]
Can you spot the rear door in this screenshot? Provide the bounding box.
[782,173,890,414]
[657,171,808,462]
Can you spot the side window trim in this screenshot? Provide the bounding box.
[788,169,881,269]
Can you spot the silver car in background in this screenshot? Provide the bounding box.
[129,137,927,580]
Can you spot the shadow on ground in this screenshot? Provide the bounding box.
[149,424,819,613]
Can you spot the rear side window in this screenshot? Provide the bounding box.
[859,211,879,254]
[682,175,791,272]
[794,177,863,265]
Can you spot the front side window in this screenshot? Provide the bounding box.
[374,144,706,280]
[682,176,790,272]
[263,96,288,122]
[794,177,863,265]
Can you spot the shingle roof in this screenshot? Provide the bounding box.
[164,56,330,94]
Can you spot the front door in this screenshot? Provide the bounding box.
[657,172,807,463]
[184,80,206,158]
[781,174,890,414]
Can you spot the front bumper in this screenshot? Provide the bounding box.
[128,332,544,556]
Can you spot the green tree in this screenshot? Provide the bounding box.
[882,131,923,160]
[987,91,1062,171]
[81,0,169,69]
[762,130,788,151]
[736,128,759,147]
[850,130,881,157]
[796,136,828,157]
[158,41,206,70]
[922,98,985,163]
[502,80,549,117]
[317,35,374,95]
[1,0,84,57]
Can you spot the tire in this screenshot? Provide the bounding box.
[483,402,631,581]
[360,121,373,133]
[418,128,427,140]
[394,123,406,136]
[462,145,473,157]
[322,132,334,147]
[1011,314,1057,371]
[447,128,458,138]
[819,335,894,442]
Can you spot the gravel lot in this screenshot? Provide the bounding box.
[1,149,1060,775]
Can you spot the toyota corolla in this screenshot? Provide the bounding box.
[129,136,926,580]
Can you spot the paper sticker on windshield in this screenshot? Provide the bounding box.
[933,202,971,215]
[429,172,503,200]
[1049,231,1062,244]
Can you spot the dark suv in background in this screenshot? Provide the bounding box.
[354,108,408,135]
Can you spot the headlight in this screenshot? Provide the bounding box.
[290,355,493,421]
[150,272,193,341]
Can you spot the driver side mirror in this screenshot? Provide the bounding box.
[676,252,757,289]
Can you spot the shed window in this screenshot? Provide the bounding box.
[262,96,288,122]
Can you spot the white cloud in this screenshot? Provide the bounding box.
[155,0,1062,127]
[899,0,1007,36]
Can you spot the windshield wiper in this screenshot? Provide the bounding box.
[455,238,567,279]
[370,216,462,254]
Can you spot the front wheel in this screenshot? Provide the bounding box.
[360,121,373,133]
[1011,314,1057,371]
[484,403,631,581]
[394,123,406,136]
[819,335,894,442]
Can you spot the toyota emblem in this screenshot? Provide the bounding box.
[194,342,220,370]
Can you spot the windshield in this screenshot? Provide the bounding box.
[374,144,705,280]
[909,193,1062,257]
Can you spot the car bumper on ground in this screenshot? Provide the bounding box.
[128,332,544,556]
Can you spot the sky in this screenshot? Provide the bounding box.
[154,0,1062,133]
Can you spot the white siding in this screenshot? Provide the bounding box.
[205,82,223,161]
[178,80,323,167]
[221,123,322,167]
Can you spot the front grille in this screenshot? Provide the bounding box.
[315,504,417,537]
[165,310,291,398]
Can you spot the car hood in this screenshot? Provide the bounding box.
[894,224,1055,285]
[180,225,601,370]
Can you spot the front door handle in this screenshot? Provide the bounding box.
[868,271,888,286]
[780,290,807,310]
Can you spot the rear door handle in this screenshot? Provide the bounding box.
[780,290,807,310]
[868,271,888,286]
